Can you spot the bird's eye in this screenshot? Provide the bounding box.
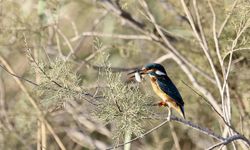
[155,70,166,75]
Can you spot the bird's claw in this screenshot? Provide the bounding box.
[158,101,168,107]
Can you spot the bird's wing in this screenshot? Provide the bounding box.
[156,76,184,106]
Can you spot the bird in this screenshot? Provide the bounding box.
[128,63,185,119]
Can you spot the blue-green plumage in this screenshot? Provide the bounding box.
[128,63,186,118]
[140,63,185,118]
[156,76,184,106]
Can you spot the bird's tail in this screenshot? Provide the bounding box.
[177,105,185,119]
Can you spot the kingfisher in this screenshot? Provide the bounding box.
[129,63,185,119]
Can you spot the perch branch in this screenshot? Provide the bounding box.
[107,114,250,150]
[106,117,170,150]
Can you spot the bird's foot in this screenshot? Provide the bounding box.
[158,101,168,107]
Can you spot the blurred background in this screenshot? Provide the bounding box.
[0,0,249,149]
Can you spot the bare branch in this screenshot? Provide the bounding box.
[218,0,239,37]
[106,118,170,150]
[223,47,250,60]
[0,64,38,86]
[193,0,209,51]
[70,32,151,42]
[180,0,223,94]
[153,53,173,63]
[207,135,250,150]
[99,0,216,85]
[169,122,181,150]
[208,0,224,74]
[107,115,225,150]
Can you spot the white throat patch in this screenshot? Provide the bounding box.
[155,70,166,76]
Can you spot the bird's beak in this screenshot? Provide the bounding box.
[140,68,148,74]
[127,68,147,76]
[127,68,147,80]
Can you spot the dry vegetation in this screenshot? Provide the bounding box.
[0,0,250,150]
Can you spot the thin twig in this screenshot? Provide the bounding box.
[54,26,74,60]
[107,114,227,150]
[193,0,209,51]
[108,113,249,150]
[70,32,151,42]
[208,0,224,75]
[181,80,250,146]
[207,135,248,150]
[106,118,170,150]
[169,122,181,150]
[218,0,239,37]
[37,121,41,150]
[223,47,250,60]
[153,53,172,63]
[68,10,109,55]
[78,60,140,72]
[207,1,234,139]
[34,49,47,150]
[0,65,38,86]
[181,80,228,127]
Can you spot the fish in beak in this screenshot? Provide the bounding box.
[128,68,147,82]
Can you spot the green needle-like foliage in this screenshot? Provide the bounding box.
[95,69,152,141]
[34,59,82,112]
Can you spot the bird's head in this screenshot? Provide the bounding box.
[141,63,167,77]
[128,63,167,80]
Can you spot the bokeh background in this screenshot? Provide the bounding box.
[0,0,249,149]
